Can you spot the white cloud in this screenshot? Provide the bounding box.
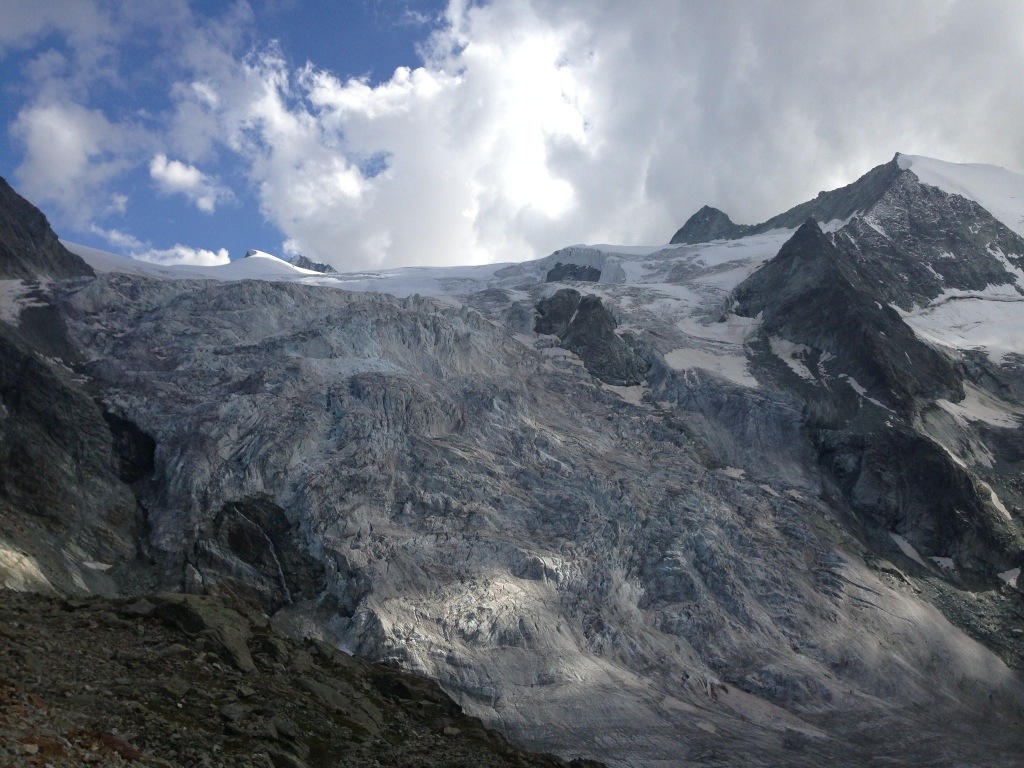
[0,1,108,57]
[149,153,233,212]
[132,244,230,266]
[11,101,138,225]
[88,224,146,252]
[88,224,230,266]
[8,1,1024,270]
[165,4,597,269]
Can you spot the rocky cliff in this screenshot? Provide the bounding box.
[0,177,93,280]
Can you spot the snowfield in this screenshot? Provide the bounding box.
[66,228,794,389]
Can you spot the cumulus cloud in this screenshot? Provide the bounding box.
[7,0,1024,269]
[87,223,229,266]
[167,7,597,268]
[0,0,111,58]
[132,244,230,266]
[160,0,1024,270]
[149,153,233,212]
[10,101,139,225]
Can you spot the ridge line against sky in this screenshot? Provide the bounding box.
[2,0,1024,271]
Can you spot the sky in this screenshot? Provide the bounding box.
[2,1,1024,271]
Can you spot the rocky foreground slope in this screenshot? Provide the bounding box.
[0,590,600,768]
[3,154,1024,766]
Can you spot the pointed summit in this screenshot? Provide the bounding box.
[670,205,748,244]
[671,156,905,245]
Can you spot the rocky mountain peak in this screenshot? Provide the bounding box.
[735,215,964,408]
[288,254,339,274]
[832,165,1024,310]
[671,155,906,245]
[669,205,746,244]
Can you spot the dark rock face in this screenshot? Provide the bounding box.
[103,411,157,483]
[669,205,750,244]
[671,156,903,244]
[0,329,140,593]
[735,219,962,408]
[0,176,93,280]
[545,262,601,283]
[816,425,1022,572]
[534,288,582,338]
[189,496,327,614]
[735,220,1023,578]
[832,172,1024,310]
[535,288,648,385]
[287,255,339,274]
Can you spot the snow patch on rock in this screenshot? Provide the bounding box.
[898,154,1024,238]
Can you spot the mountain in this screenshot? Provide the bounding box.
[245,249,340,275]
[4,156,1024,767]
[0,185,601,768]
[670,155,904,244]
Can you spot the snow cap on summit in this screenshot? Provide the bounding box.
[896,154,1024,237]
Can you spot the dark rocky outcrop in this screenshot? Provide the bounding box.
[189,496,327,614]
[0,328,141,594]
[734,219,962,409]
[103,411,157,483]
[816,425,1023,573]
[832,172,1024,310]
[535,288,648,385]
[287,254,339,274]
[669,205,751,244]
[0,176,93,280]
[545,262,601,283]
[735,221,1023,577]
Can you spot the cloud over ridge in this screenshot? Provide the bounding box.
[5,0,1024,270]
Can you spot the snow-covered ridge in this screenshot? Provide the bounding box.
[64,153,1024,375]
[65,230,793,390]
[897,154,1024,238]
[65,230,789,307]
[63,241,345,285]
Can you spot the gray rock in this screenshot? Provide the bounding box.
[545,263,601,283]
[153,594,256,673]
[670,154,903,244]
[535,288,648,385]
